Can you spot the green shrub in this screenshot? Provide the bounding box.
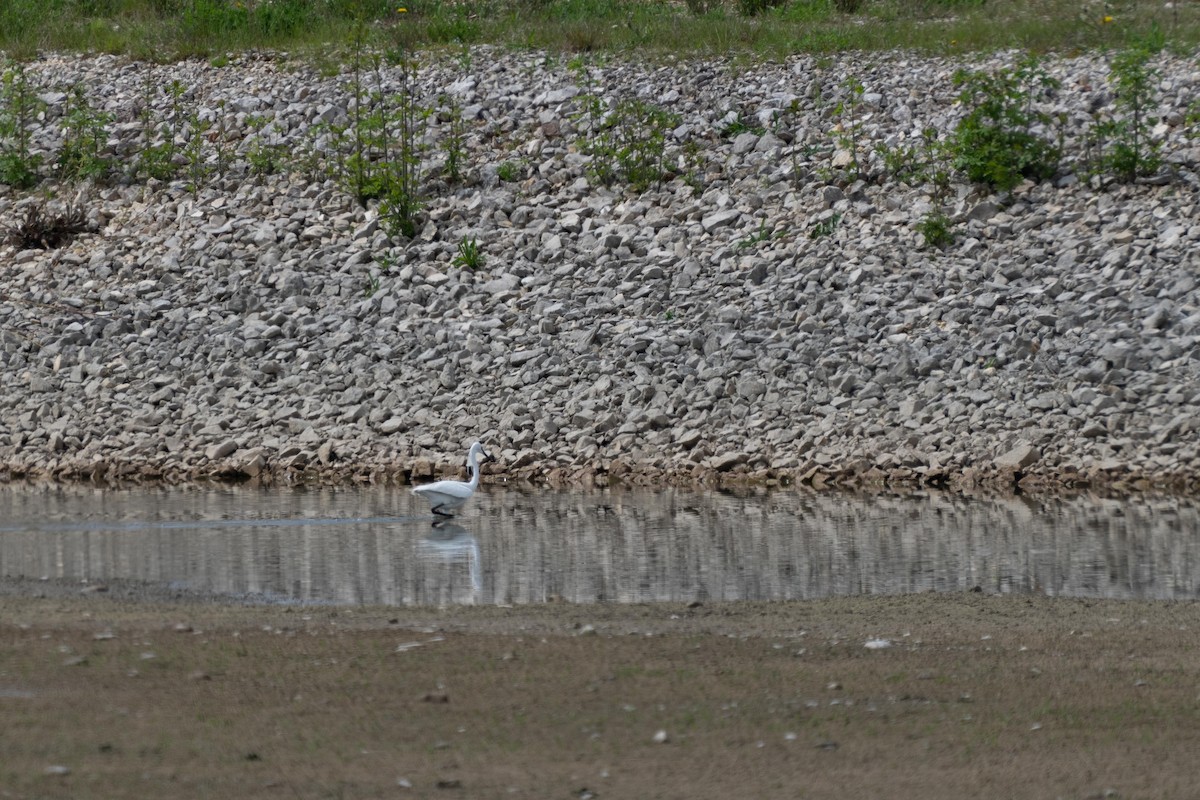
[58,84,114,182]
[135,78,190,181]
[950,55,1060,191]
[497,160,521,182]
[439,96,468,183]
[1088,44,1161,181]
[321,32,425,240]
[918,211,954,249]
[577,93,680,192]
[246,115,290,178]
[0,61,44,189]
[831,75,867,180]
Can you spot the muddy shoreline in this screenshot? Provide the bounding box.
[4,585,1199,799]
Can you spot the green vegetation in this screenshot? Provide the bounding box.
[1085,41,1163,181]
[573,56,686,193]
[245,115,290,178]
[135,78,188,182]
[497,160,522,182]
[452,236,485,269]
[809,212,841,238]
[950,56,1061,191]
[879,126,957,247]
[318,30,426,237]
[737,221,779,249]
[830,75,867,181]
[439,95,469,183]
[0,62,43,189]
[1,0,1196,62]
[917,210,954,249]
[57,84,114,182]
[575,90,681,191]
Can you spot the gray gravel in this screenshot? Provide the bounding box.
[1,48,1198,493]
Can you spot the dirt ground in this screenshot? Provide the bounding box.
[2,579,1199,800]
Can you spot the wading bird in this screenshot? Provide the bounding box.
[412,441,495,517]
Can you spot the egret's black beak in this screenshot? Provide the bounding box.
[483,450,496,464]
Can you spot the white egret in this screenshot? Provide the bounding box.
[412,441,495,517]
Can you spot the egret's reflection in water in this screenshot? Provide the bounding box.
[0,484,1198,606]
[416,521,481,605]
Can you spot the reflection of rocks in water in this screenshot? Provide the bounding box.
[1,486,1198,606]
[415,522,481,605]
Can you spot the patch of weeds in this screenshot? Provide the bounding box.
[880,126,957,248]
[918,210,954,249]
[3,200,95,250]
[950,55,1060,191]
[181,104,213,191]
[57,83,113,182]
[737,221,777,249]
[331,37,389,203]
[364,271,381,297]
[439,94,468,183]
[1185,100,1200,142]
[246,114,289,178]
[680,138,706,194]
[562,21,608,53]
[497,160,521,182]
[427,8,481,45]
[135,78,188,182]
[376,46,425,239]
[322,24,425,239]
[722,117,764,138]
[831,75,867,181]
[376,252,398,274]
[683,0,719,15]
[210,99,236,179]
[452,236,484,269]
[570,55,681,191]
[809,212,841,239]
[1084,43,1162,182]
[0,60,45,189]
[577,93,680,192]
[774,97,811,188]
[880,126,951,187]
[181,0,249,41]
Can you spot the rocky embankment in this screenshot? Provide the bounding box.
[1,48,1199,493]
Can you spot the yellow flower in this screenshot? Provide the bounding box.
[397,6,408,11]
[1101,14,1113,23]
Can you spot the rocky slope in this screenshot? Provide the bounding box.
[1,48,1198,493]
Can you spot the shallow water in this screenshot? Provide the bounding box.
[1,484,1198,606]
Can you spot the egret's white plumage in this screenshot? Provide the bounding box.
[412,441,494,517]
